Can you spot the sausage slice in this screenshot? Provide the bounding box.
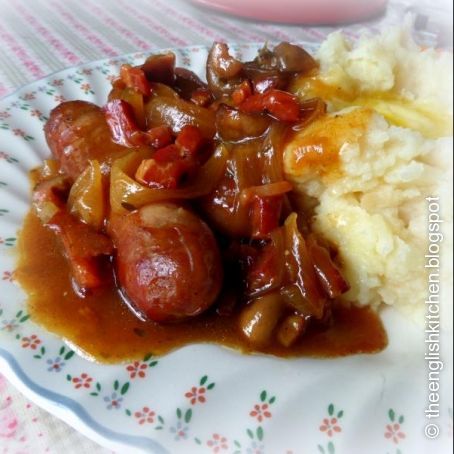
[113,203,223,322]
[44,100,127,180]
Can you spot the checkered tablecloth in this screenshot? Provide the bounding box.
[0,0,423,99]
[0,0,451,452]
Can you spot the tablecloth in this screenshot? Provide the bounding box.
[0,0,451,452]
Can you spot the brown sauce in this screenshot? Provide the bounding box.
[16,211,387,363]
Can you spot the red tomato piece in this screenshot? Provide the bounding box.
[135,145,197,189]
[103,99,141,147]
[264,90,300,122]
[232,80,253,105]
[239,89,300,122]
[145,125,174,149]
[175,125,205,158]
[238,92,265,113]
[153,144,182,162]
[250,195,283,239]
[120,64,152,96]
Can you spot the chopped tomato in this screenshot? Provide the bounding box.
[239,89,300,122]
[120,64,151,96]
[146,125,174,148]
[153,144,183,163]
[134,130,208,189]
[135,144,200,189]
[250,195,283,239]
[103,99,140,147]
[135,155,196,189]
[175,125,205,158]
[232,80,252,105]
[264,90,300,122]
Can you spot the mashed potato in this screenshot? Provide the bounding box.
[291,21,453,139]
[285,23,453,320]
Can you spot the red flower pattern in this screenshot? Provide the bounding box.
[319,417,342,437]
[384,423,406,444]
[21,335,41,350]
[207,433,228,453]
[250,403,272,422]
[51,79,64,87]
[12,128,26,137]
[30,109,43,118]
[2,271,15,282]
[134,406,156,425]
[126,361,148,379]
[72,373,93,389]
[80,83,92,93]
[22,92,35,100]
[185,386,206,405]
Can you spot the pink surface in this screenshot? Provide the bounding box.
[191,0,388,24]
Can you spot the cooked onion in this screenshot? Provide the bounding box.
[145,94,216,138]
[240,181,292,205]
[110,145,228,213]
[273,42,318,73]
[68,160,106,230]
[32,176,71,224]
[239,291,283,346]
[215,104,270,142]
[119,87,146,129]
[276,314,306,347]
[282,213,326,318]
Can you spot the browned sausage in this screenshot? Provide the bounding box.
[112,203,223,322]
[44,101,127,180]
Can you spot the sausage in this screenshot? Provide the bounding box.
[44,101,127,180]
[112,203,223,322]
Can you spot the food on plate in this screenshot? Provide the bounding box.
[287,25,452,320]
[16,26,451,361]
[113,203,223,322]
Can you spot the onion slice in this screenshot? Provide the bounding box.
[110,144,228,213]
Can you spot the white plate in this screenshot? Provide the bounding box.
[0,44,452,454]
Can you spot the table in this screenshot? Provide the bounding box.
[0,0,450,452]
